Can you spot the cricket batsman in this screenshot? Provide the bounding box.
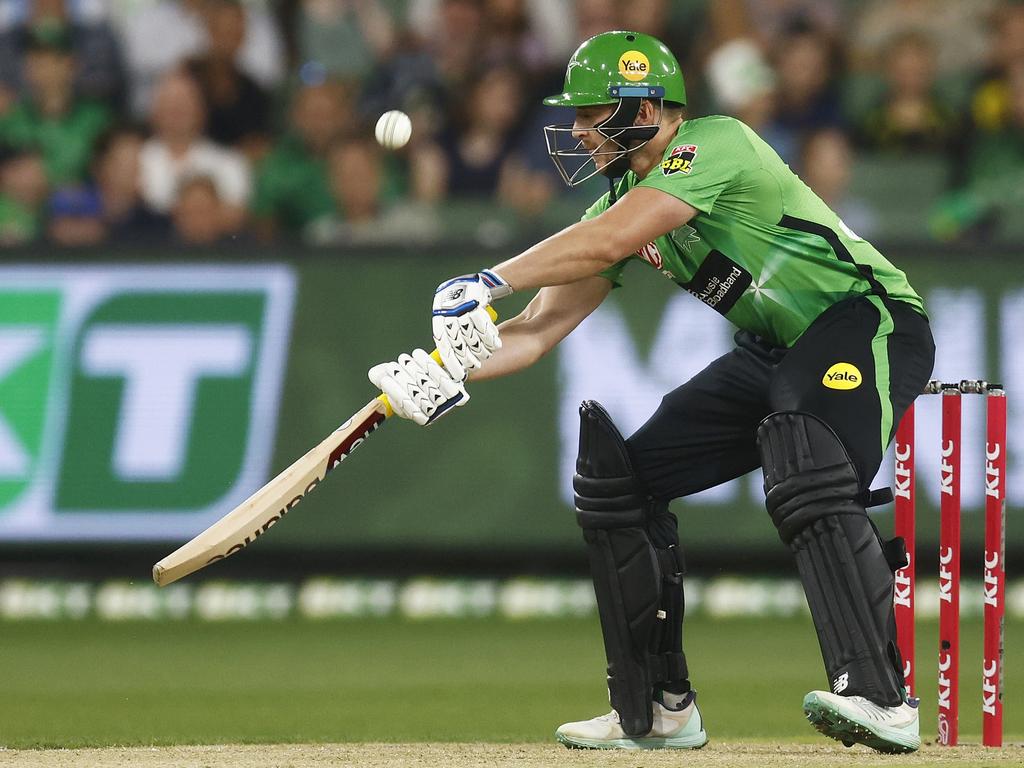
[369,31,934,753]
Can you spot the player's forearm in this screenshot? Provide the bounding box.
[470,278,612,382]
[490,218,623,292]
[469,316,547,381]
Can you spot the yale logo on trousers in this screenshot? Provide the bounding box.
[822,362,862,390]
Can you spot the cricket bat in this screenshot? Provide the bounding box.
[152,308,495,586]
[152,394,391,586]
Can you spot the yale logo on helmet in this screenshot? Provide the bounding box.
[822,362,862,390]
[618,50,650,81]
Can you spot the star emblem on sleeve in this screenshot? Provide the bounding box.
[670,225,701,254]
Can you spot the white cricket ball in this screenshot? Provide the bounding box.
[374,110,412,150]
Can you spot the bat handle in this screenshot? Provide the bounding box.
[377,305,498,417]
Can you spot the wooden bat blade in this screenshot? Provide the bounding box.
[152,396,390,586]
[152,306,497,587]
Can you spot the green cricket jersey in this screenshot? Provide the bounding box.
[585,116,925,348]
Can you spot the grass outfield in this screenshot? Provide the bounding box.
[0,616,1018,756]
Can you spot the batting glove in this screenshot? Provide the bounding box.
[431,269,511,381]
[368,349,469,426]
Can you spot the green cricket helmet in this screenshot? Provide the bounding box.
[543,31,687,186]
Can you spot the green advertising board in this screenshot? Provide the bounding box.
[0,250,1018,564]
[0,265,294,539]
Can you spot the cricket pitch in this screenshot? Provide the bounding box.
[1,742,1022,768]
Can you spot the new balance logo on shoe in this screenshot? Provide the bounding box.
[833,673,850,694]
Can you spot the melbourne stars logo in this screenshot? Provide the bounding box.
[670,225,701,255]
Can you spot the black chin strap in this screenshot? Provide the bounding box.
[596,97,660,180]
[608,176,618,205]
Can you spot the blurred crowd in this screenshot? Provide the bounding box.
[1,0,1024,249]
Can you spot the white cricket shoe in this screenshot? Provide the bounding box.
[555,691,708,750]
[803,690,920,753]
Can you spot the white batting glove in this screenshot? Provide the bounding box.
[431,269,511,381]
[368,348,469,426]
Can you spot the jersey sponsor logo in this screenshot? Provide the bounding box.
[680,250,751,315]
[617,50,649,81]
[822,362,862,390]
[635,241,663,269]
[661,144,697,176]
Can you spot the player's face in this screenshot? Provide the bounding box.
[572,104,616,167]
